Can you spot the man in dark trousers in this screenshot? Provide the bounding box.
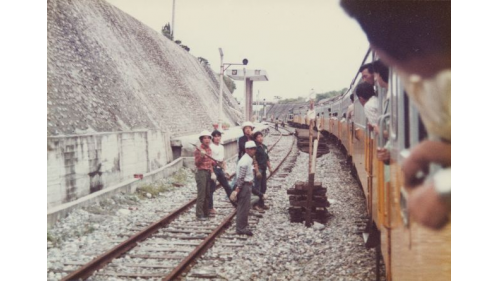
[253,131,272,210]
[230,141,258,236]
[194,130,215,221]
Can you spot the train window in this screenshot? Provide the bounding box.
[389,70,400,141]
[408,103,429,147]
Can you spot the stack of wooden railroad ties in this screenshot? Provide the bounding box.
[288,115,330,226]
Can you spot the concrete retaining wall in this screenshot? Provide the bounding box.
[47,156,183,227]
[47,130,173,209]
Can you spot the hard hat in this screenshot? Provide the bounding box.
[245,141,257,149]
[242,121,254,129]
[199,130,212,140]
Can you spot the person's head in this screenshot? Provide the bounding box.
[341,0,451,78]
[359,63,375,85]
[211,130,222,145]
[241,121,254,136]
[245,141,257,157]
[373,60,389,89]
[199,130,212,146]
[253,131,264,144]
[350,93,354,103]
[355,82,375,106]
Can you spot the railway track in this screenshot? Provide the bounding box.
[61,127,295,281]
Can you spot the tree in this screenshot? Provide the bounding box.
[223,76,236,94]
[315,88,348,102]
[280,97,305,104]
[198,57,209,65]
[161,23,173,40]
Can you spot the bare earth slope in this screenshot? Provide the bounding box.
[47,0,242,138]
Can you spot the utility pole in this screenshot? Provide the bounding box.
[219,48,224,129]
[263,98,266,120]
[171,0,176,38]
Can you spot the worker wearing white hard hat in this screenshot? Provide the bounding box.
[194,130,215,221]
[230,140,257,236]
[198,130,212,141]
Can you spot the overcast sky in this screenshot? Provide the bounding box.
[106,0,369,102]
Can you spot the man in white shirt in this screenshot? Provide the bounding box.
[230,141,257,236]
[355,82,379,128]
[208,130,234,213]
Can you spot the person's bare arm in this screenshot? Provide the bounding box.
[402,140,451,187]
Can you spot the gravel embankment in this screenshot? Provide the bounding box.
[187,137,383,281]
[47,132,283,281]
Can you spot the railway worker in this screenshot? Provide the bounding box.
[359,62,375,85]
[194,130,216,221]
[253,131,273,211]
[341,0,451,229]
[238,121,255,160]
[232,121,256,191]
[355,82,379,128]
[230,141,258,236]
[208,130,235,213]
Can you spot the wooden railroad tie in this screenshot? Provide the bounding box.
[287,180,331,224]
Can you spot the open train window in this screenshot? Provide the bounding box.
[389,71,400,141]
[408,102,429,148]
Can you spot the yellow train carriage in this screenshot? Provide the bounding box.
[289,56,451,281]
[349,70,451,281]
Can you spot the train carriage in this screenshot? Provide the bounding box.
[287,51,451,281]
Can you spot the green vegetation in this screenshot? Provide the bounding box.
[315,88,348,102]
[162,22,190,52]
[161,23,173,40]
[47,231,58,244]
[136,183,173,199]
[280,97,306,104]
[276,88,347,104]
[136,168,190,199]
[224,76,237,94]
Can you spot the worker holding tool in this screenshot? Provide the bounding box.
[193,130,215,221]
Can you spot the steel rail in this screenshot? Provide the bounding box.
[61,128,287,281]
[163,128,296,280]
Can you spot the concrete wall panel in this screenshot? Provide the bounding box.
[47,130,172,209]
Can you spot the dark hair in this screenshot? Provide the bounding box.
[253,131,263,140]
[359,63,373,74]
[211,130,222,137]
[373,60,389,84]
[341,1,451,62]
[350,93,354,102]
[355,82,375,100]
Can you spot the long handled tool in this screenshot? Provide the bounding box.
[190,143,224,167]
